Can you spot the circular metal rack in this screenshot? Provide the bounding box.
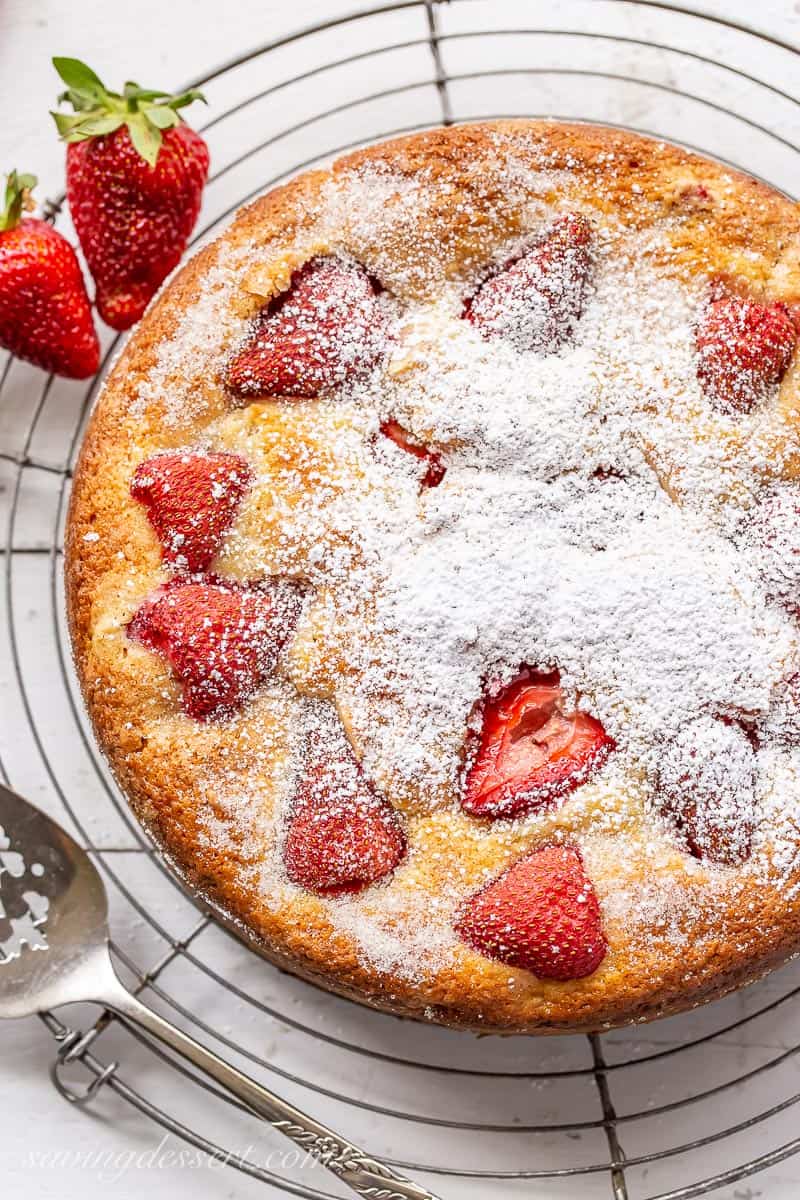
[4,3,800,1197]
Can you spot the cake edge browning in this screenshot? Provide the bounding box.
[66,119,800,1034]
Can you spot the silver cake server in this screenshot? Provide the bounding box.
[0,782,439,1200]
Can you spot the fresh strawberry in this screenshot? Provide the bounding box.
[284,758,406,895]
[455,845,607,980]
[52,57,209,331]
[225,257,388,398]
[128,580,296,720]
[0,170,99,378]
[654,715,756,865]
[131,452,251,573]
[695,289,797,412]
[462,668,614,820]
[464,213,592,352]
[380,419,445,488]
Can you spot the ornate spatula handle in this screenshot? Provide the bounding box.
[99,957,440,1200]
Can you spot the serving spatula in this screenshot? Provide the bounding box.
[0,782,439,1200]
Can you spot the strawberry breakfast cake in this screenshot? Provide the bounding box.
[67,121,800,1032]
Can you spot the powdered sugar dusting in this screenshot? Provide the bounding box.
[101,134,800,999]
[131,245,253,426]
[299,241,798,834]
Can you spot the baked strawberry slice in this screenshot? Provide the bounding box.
[696,290,797,412]
[284,760,406,895]
[464,213,592,353]
[128,579,296,720]
[455,845,607,980]
[380,419,445,488]
[654,715,756,865]
[463,669,614,820]
[131,452,252,573]
[226,257,388,398]
[748,482,800,614]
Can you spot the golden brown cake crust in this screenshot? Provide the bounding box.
[67,121,800,1033]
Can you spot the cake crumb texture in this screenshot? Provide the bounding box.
[66,121,800,1032]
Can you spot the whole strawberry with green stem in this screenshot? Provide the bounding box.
[52,57,209,331]
[0,170,99,378]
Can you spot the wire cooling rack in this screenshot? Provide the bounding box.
[4,2,800,1197]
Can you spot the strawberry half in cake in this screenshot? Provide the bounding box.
[67,122,800,1033]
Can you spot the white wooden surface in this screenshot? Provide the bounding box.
[4,2,800,1198]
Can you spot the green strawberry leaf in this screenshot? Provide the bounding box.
[170,89,208,111]
[52,57,108,103]
[57,87,98,113]
[127,114,162,168]
[0,170,38,233]
[123,83,172,102]
[51,110,86,136]
[144,105,181,130]
[53,56,206,166]
[74,112,126,137]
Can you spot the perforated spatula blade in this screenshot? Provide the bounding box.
[0,784,109,1018]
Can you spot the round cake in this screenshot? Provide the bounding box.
[67,120,800,1033]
